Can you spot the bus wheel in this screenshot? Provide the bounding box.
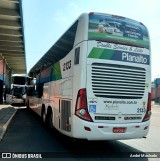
[42,109,46,123]
[48,112,54,129]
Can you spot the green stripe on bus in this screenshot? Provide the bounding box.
[51,62,62,80]
[99,49,114,59]
[88,48,114,59]
[88,32,149,48]
[88,48,103,58]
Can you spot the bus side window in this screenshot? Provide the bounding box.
[74,47,80,65]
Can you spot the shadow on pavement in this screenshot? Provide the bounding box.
[0,108,149,160]
[11,103,25,107]
[28,109,149,160]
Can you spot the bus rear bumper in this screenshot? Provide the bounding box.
[73,116,150,140]
[12,98,24,104]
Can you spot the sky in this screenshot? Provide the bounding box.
[22,0,160,81]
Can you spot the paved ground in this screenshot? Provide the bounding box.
[0,104,16,141]
[0,104,159,161]
[121,104,160,152]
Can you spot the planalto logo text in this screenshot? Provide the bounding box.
[122,52,148,64]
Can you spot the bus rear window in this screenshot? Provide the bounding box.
[88,14,149,49]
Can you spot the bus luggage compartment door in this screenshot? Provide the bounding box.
[61,99,71,132]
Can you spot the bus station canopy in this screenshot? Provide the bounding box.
[0,0,26,74]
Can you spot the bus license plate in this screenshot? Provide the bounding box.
[113,127,126,133]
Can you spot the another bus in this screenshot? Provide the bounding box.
[27,12,151,140]
[6,74,31,104]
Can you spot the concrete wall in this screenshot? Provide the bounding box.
[0,56,4,103]
[0,55,6,82]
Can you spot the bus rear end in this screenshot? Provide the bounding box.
[11,75,28,104]
[74,13,151,140]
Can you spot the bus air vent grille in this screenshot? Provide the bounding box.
[91,63,146,99]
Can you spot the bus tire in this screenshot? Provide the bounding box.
[41,108,46,124]
[48,112,54,129]
[46,107,54,129]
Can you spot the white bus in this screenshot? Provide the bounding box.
[27,12,151,140]
[6,74,31,104]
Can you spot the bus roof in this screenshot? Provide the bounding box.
[30,17,79,73]
[29,12,148,74]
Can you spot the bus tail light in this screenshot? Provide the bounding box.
[84,126,91,131]
[144,126,148,130]
[142,93,151,122]
[75,89,93,122]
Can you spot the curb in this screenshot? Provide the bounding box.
[0,108,17,142]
